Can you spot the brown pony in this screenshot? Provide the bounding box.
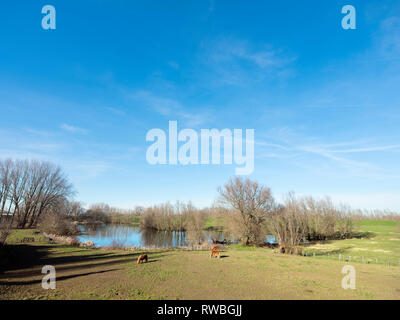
[137,254,148,264]
[210,245,221,258]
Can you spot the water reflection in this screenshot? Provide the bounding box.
[77,224,231,248]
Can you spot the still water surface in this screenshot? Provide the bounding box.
[77,224,277,248]
[77,224,228,248]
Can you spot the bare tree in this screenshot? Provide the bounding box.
[184,204,207,245]
[66,201,85,217]
[218,177,275,245]
[10,160,29,227]
[268,193,307,251]
[0,159,74,229]
[0,159,12,220]
[133,206,145,216]
[26,161,74,228]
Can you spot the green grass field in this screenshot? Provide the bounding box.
[303,220,400,266]
[204,217,225,231]
[109,215,141,226]
[0,220,399,300]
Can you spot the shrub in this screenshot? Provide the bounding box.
[268,194,356,253]
[139,201,206,232]
[39,213,78,236]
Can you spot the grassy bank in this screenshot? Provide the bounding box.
[110,215,141,226]
[0,220,399,300]
[204,217,225,231]
[303,220,400,265]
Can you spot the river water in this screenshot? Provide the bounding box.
[77,224,277,248]
[77,224,228,248]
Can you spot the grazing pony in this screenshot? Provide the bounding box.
[210,245,221,259]
[137,254,148,264]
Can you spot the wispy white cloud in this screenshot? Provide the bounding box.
[72,162,111,179]
[106,107,126,116]
[60,123,88,134]
[330,144,400,153]
[0,148,48,161]
[168,61,180,70]
[130,90,181,116]
[255,141,290,150]
[296,145,376,170]
[376,16,400,59]
[130,90,211,127]
[208,37,292,69]
[199,37,295,86]
[22,143,64,153]
[22,127,55,138]
[257,128,400,175]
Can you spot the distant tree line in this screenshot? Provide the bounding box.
[76,201,209,245]
[78,203,145,225]
[350,209,400,221]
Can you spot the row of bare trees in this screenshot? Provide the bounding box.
[0,159,74,230]
[219,178,356,248]
[139,201,208,244]
[351,209,400,221]
[88,203,144,216]
[268,194,354,249]
[81,203,145,224]
[113,177,360,248]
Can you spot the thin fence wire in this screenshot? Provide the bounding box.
[302,251,399,266]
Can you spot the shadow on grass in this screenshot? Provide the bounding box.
[139,260,159,264]
[2,254,166,279]
[350,231,375,239]
[303,246,354,257]
[0,268,120,286]
[0,244,168,276]
[303,234,375,248]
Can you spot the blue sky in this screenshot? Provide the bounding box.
[1,0,400,210]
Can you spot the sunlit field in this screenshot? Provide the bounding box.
[1,220,399,300]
